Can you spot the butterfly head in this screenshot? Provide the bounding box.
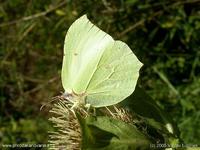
[62,90,88,109]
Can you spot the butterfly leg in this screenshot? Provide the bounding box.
[85,103,91,112]
[93,107,96,116]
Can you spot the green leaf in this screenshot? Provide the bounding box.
[120,85,180,137]
[80,116,152,150]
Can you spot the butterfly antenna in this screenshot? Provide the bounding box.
[40,96,61,111]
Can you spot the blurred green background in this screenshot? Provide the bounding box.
[0,0,200,147]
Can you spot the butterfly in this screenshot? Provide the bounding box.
[61,15,143,109]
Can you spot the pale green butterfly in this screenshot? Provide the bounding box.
[61,15,143,109]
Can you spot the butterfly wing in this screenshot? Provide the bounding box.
[62,15,114,94]
[62,15,143,108]
[86,41,143,107]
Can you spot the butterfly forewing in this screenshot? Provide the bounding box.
[62,15,114,94]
